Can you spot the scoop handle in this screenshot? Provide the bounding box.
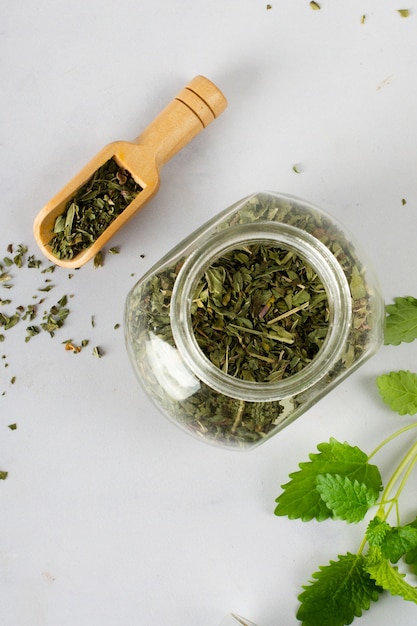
[132,75,227,167]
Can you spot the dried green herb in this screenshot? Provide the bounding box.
[94,251,104,268]
[25,325,40,342]
[41,295,70,336]
[397,9,410,18]
[310,1,321,10]
[48,158,143,260]
[27,254,42,268]
[8,423,17,430]
[0,272,12,284]
[0,312,20,330]
[92,346,103,358]
[191,244,329,383]
[126,194,376,447]
[13,245,28,268]
[0,471,8,480]
[38,284,54,292]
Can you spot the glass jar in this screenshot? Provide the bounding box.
[124,192,385,450]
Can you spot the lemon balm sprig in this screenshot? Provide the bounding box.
[274,296,417,626]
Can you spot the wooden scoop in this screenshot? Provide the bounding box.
[33,75,227,268]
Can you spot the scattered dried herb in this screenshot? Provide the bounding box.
[25,326,40,342]
[94,251,104,268]
[40,296,70,337]
[48,158,143,260]
[310,1,321,10]
[397,9,410,18]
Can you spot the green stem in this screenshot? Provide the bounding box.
[358,439,417,557]
[375,439,417,522]
[379,451,417,523]
[368,421,417,460]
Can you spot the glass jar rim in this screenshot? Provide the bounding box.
[170,221,352,402]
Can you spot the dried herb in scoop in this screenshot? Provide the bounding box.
[49,158,143,260]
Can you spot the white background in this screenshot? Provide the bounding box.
[2,2,417,625]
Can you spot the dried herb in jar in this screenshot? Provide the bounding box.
[126,193,378,448]
[191,244,329,383]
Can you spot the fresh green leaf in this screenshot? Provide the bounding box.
[384,296,417,345]
[405,548,417,574]
[365,556,417,603]
[274,439,382,521]
[376,370,417,415]
[366,517,391,547]
[381,525,417,563]
[367,519,417,563]
[316,474,379,523]
[297,553,381,626]
[404,518,417,574]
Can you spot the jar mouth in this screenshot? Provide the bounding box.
[171,222,352,402]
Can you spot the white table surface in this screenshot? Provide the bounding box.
[2,2,417,625]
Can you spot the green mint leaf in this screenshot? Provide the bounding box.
[297,552,381,626]
[367,518,417,563]
[404,517,417,574]
[376,370,417,415]
[316,474,379,523]
[365,556,417,603]
[366,517,391,547]
[274,439,382,522]
[405,548,417,574]
[384,296,417,345]
[381,525,417,563]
